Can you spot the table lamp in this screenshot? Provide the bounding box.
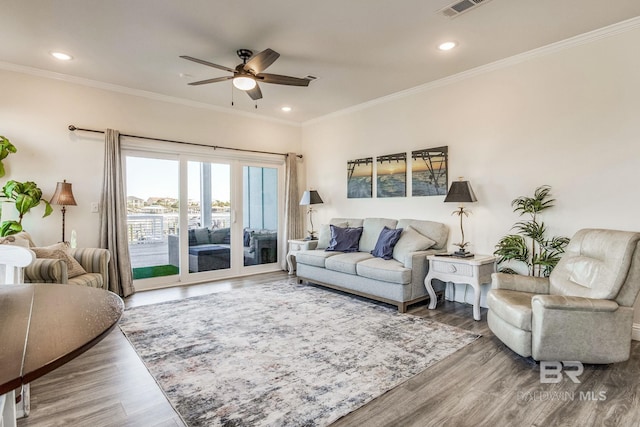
[444,178,477,257]
[299,190,323,240]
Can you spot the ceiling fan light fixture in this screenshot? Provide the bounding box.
[233,76,256,91]
[50,51,73,61]
[438,41,457,51]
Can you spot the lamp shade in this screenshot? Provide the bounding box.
[443,180,477,203]
[300,190,323,206]
[50,180,77,206]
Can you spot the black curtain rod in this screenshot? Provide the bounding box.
[68,125,303,158]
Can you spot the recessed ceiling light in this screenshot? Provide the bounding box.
[438,42,457,51]
[50,51,73,61]
[281,106,292,112]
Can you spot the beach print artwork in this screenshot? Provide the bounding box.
[347,157,373,198]
[377,153,406,198]
[411,146,448,196]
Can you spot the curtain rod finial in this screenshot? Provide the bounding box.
[68,125,77,131]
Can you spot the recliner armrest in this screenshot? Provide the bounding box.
[24,258,68,283]
[491,272,550,294]
[532,295,619,312]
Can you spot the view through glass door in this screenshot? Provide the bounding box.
[126,153,282,286]
[187,161,232,274]
[125,155,180,281]
[243,165,279,266]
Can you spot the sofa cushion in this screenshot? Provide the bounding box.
[295,250,340,268]
[359,218,398,253]
[193,228,211,245]
[326,225,363,252]
[356,257,411,284]
[371,226,403,260]
[487,289,535,331]
[392,226,436,263]
[210,227,230,244]
[68,272,103,288]
[325,252,374,275]
[397,219,449,250]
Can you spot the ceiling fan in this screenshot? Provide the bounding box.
[180,48,311,100]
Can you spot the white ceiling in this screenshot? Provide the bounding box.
[2,1,640,124]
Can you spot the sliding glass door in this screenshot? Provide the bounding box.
[125,155,180,281]
[187,161,232,274]
[125,151,283,289]
[243,166,278,266]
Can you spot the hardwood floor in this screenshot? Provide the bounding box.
[17,271,640,427]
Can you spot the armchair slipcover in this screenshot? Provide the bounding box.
[487,228,640,364]
[24,248,110,290]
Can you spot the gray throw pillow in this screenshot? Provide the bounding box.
[392,226,436,263]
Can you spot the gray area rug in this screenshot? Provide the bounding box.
[119,279,479,426]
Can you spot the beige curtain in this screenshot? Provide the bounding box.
[281,153,304,270]
[99,129,135,297]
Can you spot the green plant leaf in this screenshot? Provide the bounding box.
[0,220,22,237]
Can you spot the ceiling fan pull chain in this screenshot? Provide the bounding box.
[231,83,234,106]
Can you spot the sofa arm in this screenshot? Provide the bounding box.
[491,272,550,294]
[532,295,619,312]
[70,248,110,283]
[24,258,68,284]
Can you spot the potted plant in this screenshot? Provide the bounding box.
[0,180,53,237]
[494,185,569,277]
[0,135,17,177]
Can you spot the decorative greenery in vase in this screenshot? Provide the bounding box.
[0,180,53,237]
[0,135,17,177]
[494,185,569,277]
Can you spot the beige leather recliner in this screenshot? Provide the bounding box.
[487,228,640,364]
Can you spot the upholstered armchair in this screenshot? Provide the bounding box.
[24,248,111,290]
[487,228,640,364]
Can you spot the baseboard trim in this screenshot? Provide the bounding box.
[632,323,640,341]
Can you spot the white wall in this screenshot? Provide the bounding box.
[302,26,640,324]
[0,69,302,247]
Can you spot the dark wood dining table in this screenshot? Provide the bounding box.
[0,284,124,396]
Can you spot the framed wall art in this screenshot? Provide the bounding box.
[347,157,373,198]
[376,152,406,198]
[411,146,448,196]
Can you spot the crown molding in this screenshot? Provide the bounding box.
[0,61,301,128]
[303,16,640,127]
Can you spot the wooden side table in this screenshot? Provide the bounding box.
[286,239,318,274]
[424,254,496,321]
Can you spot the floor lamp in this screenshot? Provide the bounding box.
[50,179,77,243]
[299,190,323,240]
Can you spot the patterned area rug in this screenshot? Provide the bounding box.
[119,279,479,426]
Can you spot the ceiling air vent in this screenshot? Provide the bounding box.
[438,0,493,18]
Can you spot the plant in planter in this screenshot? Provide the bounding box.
[494,185,569,277]
[0,180,53,237]
[0,135,17,177]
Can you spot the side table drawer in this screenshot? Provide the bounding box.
[432,261,473,277]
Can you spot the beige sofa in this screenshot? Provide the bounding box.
[296,217,449,312]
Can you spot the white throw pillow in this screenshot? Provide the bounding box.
[392,226,436,263]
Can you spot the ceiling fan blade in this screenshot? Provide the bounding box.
[246,83,263,100]
[257,73,311,87]
[244,49,280,75]
[188,76,234,86]
[180,55,235,73]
